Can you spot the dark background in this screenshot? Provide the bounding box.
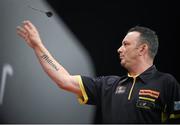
[46,0,179,123]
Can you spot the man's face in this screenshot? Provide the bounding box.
[117,31,141,69]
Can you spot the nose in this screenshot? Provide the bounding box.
[117,46,122,53]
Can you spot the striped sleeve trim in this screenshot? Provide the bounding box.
[75,75,88,104]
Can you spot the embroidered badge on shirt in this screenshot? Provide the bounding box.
[139,89,160,98]
[115,86,126,94]
[136,99,155,109]
[174,101,180,111]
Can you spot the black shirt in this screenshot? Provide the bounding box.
[78,65,180,123]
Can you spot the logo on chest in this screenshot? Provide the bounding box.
[115,86,126,94]
[136,89,160,110]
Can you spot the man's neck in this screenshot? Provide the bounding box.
[128,62,153,77]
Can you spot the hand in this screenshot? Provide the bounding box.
[17,20,43,49]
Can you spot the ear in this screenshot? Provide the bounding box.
[138,43,148,56]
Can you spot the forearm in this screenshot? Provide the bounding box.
[33,44,71,89]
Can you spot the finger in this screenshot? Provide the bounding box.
[16,26,27,34]
[17,29,27,40]
[17,29,31,44]
[23,20,36,30]
[23,24,33,35]
[16,26,26,37]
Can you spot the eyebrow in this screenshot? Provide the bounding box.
[122,40,129,44]
[122,40,126,44]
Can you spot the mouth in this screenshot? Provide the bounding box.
[119,55,124,59]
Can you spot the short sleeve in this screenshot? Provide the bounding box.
[76,75,120,105]
[77,75,104,105]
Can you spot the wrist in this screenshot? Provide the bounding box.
[33,43,44,51]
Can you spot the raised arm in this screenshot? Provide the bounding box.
[16,20,82,96]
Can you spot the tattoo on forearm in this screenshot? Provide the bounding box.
[41,54,59,71]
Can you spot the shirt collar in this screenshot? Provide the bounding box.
[119,65,157,85]
[128,73,139,78]
[126,65,157,84]
[138,65,157,84]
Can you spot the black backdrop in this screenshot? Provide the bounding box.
[46,0,179,123]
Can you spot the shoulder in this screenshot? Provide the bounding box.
[99,75,128,88]
[156,71,176,81]
[101,75,121,83]
[81,75,123,86]
[155,71,179,86]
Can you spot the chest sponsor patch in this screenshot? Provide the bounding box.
[136,99,155,109]
[115,86,126,94]
[139,89,160,99]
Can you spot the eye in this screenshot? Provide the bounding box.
[121,41,130,47]
[124,43,127,46]
[123,42,129,46]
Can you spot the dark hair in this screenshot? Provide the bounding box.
[128,26,159,59]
